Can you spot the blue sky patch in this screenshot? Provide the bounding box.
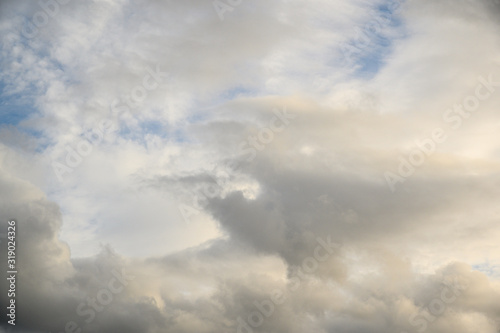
[0,82,38,127]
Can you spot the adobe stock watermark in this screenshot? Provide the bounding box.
[385,73,500,192]
[51,120,114,182]
[51,64,168,182]
[110,64,168,119]
[339,0,403,65]
[213,0,243,21]
[21,0,72,39]
[49,268,135,333]
[178,106,296,223]
[236,235,341,333]
[401,275,469,333]
[6,220,17,326]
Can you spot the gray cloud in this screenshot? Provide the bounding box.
[1,0,500,332]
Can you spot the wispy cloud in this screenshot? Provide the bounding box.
[1,0,500,332]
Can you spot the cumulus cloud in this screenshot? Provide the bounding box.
[0,0,500,332]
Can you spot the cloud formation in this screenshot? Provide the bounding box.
[0,0,500,332]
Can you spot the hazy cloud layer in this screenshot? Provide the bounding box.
[1,0,500,332]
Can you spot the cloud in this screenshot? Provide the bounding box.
[0,0,500,332]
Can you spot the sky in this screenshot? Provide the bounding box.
[0,0,500,332]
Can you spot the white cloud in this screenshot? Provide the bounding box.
[1,0,500,331]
